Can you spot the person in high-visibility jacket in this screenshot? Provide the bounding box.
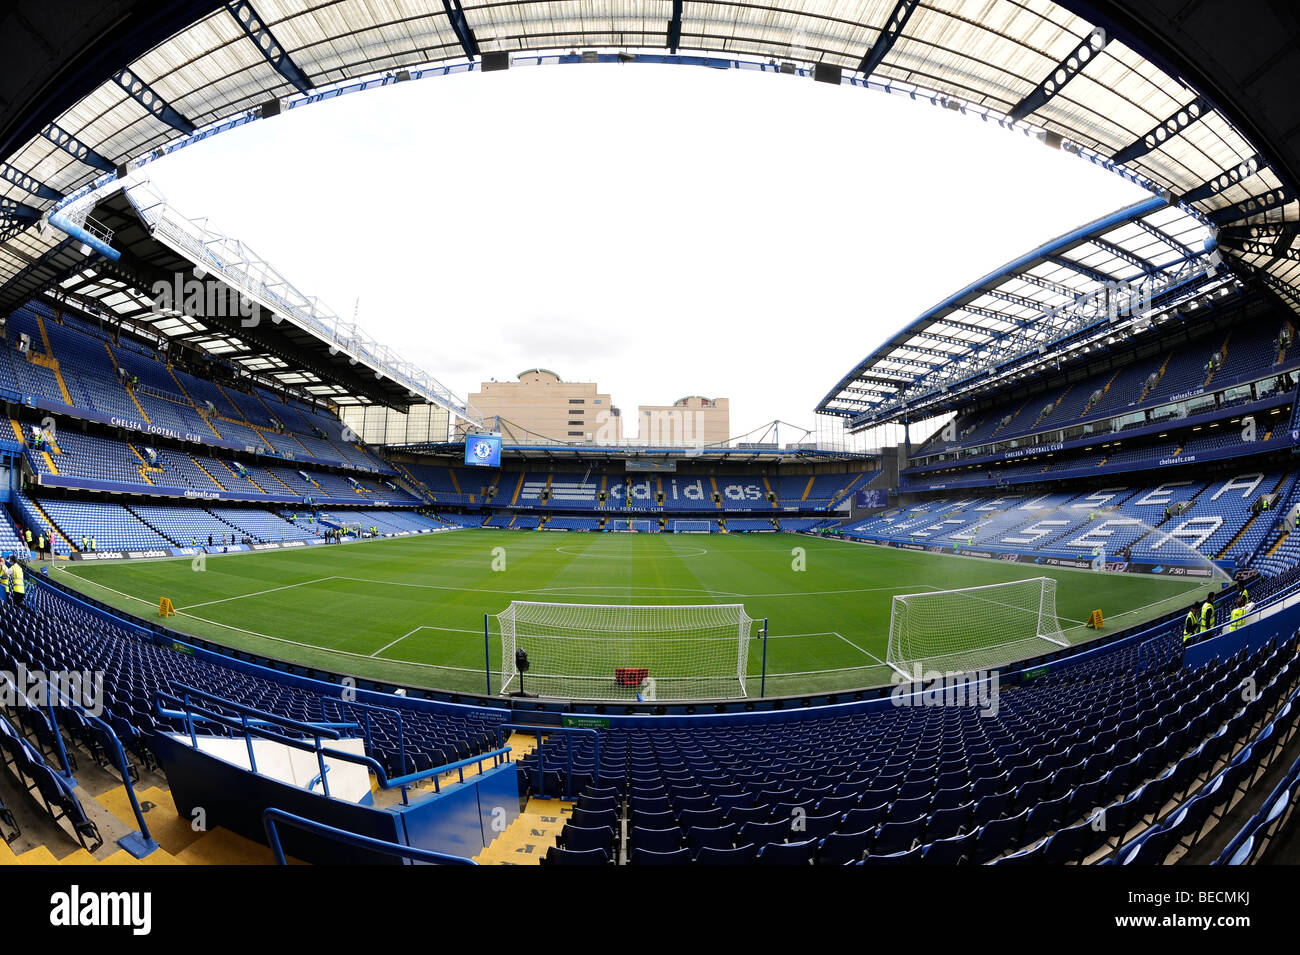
[80,535,87,551]
[1227,595,1256,632]
[1,564,10,603]
[8,559,25,607]
[1183,603,1202,643]
[37,534,45,560]
[1200,593,1217,632]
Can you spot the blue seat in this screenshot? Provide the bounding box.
[1041,819,1105,864]
[816,792,860,816]
[816,829,871,865]
[676,807,725,831]
[558,824,614,854]
[757,838,817,865]
[921,832,973,865]
[725,803,772,826]
[972,810,1028,864]
[873,815,924,855]
[577,794,617,814]
[629,809,676,831]
[686,824,737,854]
[628,826,682,853]
[862,845,922,864]
[925,803,972,842]
[571,807,617,830]
[694,843,759,865]
[841,801,889,833]
[737,819,792,847]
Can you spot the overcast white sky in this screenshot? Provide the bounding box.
[146,62,1151,442]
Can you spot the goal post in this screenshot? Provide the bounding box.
[493,601,757,701]
[887,576,1069,676]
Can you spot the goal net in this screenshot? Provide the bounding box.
[887,576,1068,676]
[495,601,756,700]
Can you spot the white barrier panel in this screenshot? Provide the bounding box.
[173,735,371,803]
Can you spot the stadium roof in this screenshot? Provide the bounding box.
[0,0,1298,421]
[816,195,1230,427]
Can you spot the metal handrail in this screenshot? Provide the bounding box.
[262,807,476,865]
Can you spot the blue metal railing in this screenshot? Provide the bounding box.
[320,696,408,777]
[4,673,160,858]
[497,724,599,799]
[157,683,511,805]
[262,808,476,866]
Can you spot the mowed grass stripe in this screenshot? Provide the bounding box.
[54,529,1204,697]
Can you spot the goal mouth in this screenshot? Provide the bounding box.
[492,600,757,702]
[886,576,1069,676]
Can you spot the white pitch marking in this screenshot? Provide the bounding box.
[177,576,338,611]
[369,626,424,658]
[831,631,885,665]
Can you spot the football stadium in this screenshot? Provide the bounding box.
[0,0,1298,905]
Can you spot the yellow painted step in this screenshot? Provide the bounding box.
[172,826,287,865]
[474,797,574,866]
[98,847,184,865]
[94,785,207,857]
[192,458,227,491]
[15,845,60,865]
[57,848,99,865]
[262,467,298,495]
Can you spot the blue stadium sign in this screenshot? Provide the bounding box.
[464,433,502,467]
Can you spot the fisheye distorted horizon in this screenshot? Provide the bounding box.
[146,62,1152,441]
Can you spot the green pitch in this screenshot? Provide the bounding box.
[52,529,1208,698]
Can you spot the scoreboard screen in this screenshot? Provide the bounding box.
[464,433,502,467]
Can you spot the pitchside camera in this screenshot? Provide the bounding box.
[510,648,536,699]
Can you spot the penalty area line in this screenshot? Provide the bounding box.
[177,576,339,611]
[367,624,483,658]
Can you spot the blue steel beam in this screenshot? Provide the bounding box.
[1008,27,1109,123]
[227,1,313,94]
[891,341,961,361]
[0,162,63,202]
[1207,187,1290,226]
[667,0,684,53]
[916,328,990,349]
[950,302,1034,328]
[1219,222,1296,243]
[1112,96,1212,165]
[41,123,116,172]
[441,0,479,60]
[1016,272,1082,300]
[984,288,1051,312]
[1133,217,1194,258]
[1047,253,1118,285]
[1181,155,1265,204]
[113,68,196,135]
[1087,236,1158,276]
[0,197,42,224]
[1219,236,1300,264]
[857,0,921,78]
